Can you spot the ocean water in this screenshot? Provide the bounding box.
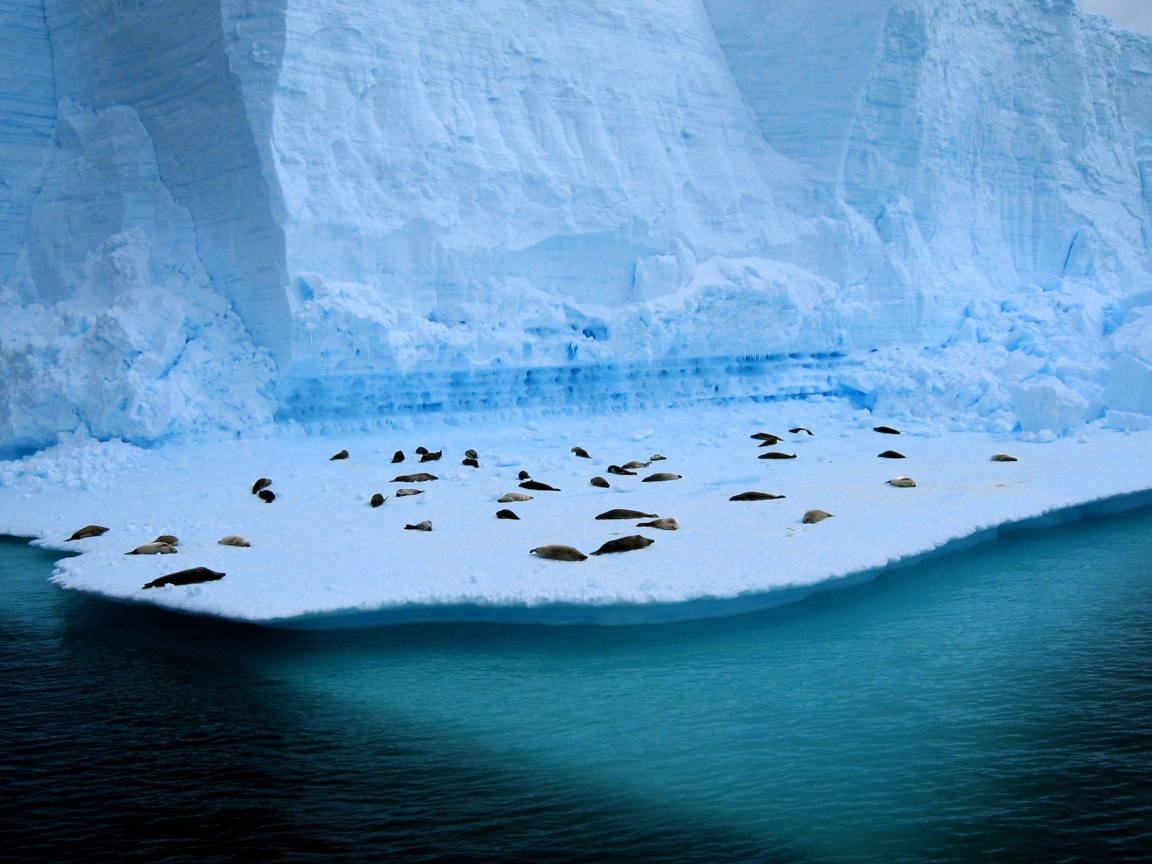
[2,508,1151,863]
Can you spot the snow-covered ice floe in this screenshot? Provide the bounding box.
[3,399,1152,628]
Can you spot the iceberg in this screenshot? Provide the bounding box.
[1,1,1151,624]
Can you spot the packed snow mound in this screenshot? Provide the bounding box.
[5,399,1152,627]
[1,0,1151,451]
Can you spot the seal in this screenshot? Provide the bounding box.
[572,446,592,459]
[153,535,179,546]
[590,476,610,488]
[142,567,224,590]
[498,492,533,502]
[496,509,520,520]
[531,544,587,561]
[465,449,478,459]
[251,478,271,495]
[392,473,438,483]
[751,433,782,443]
[758,452,797,460]
[878,450,905,459]
[887,477,916,488]
[330,449,349,460]
[596,508,658,520]
[607,465,637,476]
[590,535,654,555]
[420,450,442,462]
[391,451,405,463]
[125,542,177,555]
[650,454,667,461]
[463,457,480,468]
[874,426,901,434]
[789,427,813,435]
[258,489,276,503]
[730,491,785,501]
[520,480,560,492]
[415,447,429,455]
[637,517,679,530]
[991,453,1018,462]
[395,489,423,497]
[218,535,250,547]
[759,439,785,447]
[66,525,109,541]
[803,509,832,524]
[370,493,386,507]
[642,472,681,482]
[622,460,651,469]
[404,521,433,531]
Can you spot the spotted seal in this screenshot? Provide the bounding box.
[530,544,587,561]
[125,542,177,555]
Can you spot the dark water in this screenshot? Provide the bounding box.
[3,508,1151,864]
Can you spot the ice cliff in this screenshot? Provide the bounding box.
[2,0,1151,455]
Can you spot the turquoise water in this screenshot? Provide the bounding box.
[3,507,1151,862]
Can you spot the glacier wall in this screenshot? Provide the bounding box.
[1,0,1151,454]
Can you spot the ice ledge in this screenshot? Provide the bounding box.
[4,399,1152,629]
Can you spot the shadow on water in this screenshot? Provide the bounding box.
[1,539,813,864]
[4,505,1152,863]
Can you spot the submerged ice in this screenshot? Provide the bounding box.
[1,0,1151,453]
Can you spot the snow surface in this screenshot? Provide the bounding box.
[4,399,1152,627]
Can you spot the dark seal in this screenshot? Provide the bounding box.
[878,450,906,459]
[590,535,655,555]
[730,491,785,501]
[66,525,109,542]
[142,567,224,590]
[596,508,658,520]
